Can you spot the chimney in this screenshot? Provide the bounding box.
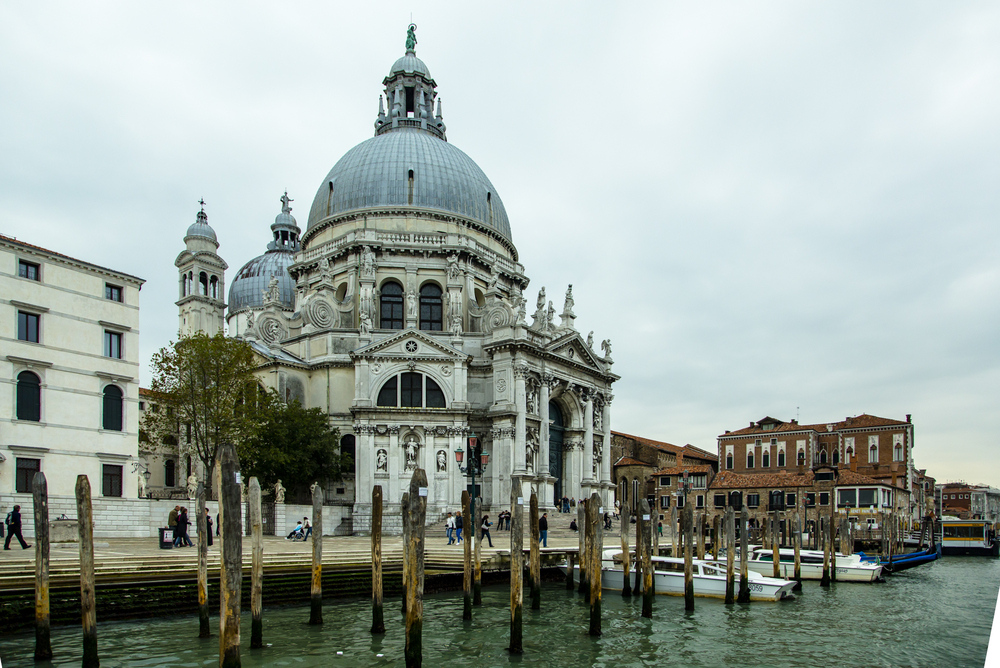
[906,414,911,423]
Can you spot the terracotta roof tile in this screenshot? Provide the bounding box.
[709,468,905,490]
[651,464,714,476]
[612,430,685,454]
[614,457,654,468]
[719,413,910,438]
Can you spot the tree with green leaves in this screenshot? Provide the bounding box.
[143,332,262,487]
[241,397,350,503]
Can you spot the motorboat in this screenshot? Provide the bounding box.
[857,544,941,573]
[938,518,999,556]
[565,550,796,602]
[746,547,883,583]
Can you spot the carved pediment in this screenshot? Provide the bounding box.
[351,328,470,362]
[545,332,605,371]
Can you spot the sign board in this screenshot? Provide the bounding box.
[418,487,428,497]
[234,472,241,484]
[642,514,651,521]
[599,507,604,514]
[517,497,524,505]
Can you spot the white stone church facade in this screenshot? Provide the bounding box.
[174,35,619,531]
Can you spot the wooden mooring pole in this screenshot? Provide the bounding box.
[371,485,385,634]
[793,507,802,586]
[737,508,750,603]
[401,492,409,614]
[684,503,694,611]
[771,509,781,578]
[670,507,678,557]
[820,517,831,587]
[578,503,588,596]
[404,469,428,668]
[196,482,210,638]
[641,499,653,618]
[829,503,837,583]
[712,515,720,559]
[697,513,705,560]
[217,443,242,668]
[509,481,524,654]
[33,471,52,661]
[310,483,324,624]
[462,491,474,618]
[588,493,603,636]
[473,495,483,606]
[76,475,99,668]
[632,507,643,597]
[529,492,541,611]
[621,508,632,597]
[724,506,735,604]
[249,478,263,649]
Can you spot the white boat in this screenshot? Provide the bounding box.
[565,550,796,602]
[746,547,883,583]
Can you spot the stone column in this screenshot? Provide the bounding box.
[583,390,595,492]
[513,364,528,477]
[601,396,613,503]
[388,427,401,502]
[539,375,552,507]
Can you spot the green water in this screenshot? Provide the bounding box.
[2,557,997,667]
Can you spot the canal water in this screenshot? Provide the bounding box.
[2,557,996,667]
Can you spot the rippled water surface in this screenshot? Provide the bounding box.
[1,557,997,667]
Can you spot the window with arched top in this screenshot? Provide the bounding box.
[376,372,446,408]
[419,283,443,331]
[820,448,828,464]
[199,272,208,296]
[210,276,219,299]
[103,385,123,431]
[747,451,755,469]
[340,434,356,475]
[380,281,404,329]
[726,453,734,470]
[631,478,639,510]
[893,443,903,462]
[16,371,41,422]
[777,450,786,467]
[869,445,878,463]
[762,450,770,468]
[165,459,176,487]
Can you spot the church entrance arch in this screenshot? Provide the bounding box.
[549,401,565,503]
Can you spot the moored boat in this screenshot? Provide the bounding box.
[564,550,796,601]
[746,547,883,582]
[938,518,999,556]
[858,544,940,573]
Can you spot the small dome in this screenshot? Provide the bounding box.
[389,52,431,79]
[274,211,297,228]
[186,210,217,242]
[227,251,296,312]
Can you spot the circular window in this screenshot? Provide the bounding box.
[405,341,418,353]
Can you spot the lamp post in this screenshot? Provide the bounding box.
[455,434,490,524]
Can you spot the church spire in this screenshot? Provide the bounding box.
[375,25,446,141]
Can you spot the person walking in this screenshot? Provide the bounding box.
[177,507,193,547]
[303,518,313,540]
[168,505,180,545]
[480,515,494,548]
[445,512,455,544]
[455,511,463,543]
[205,509,213,547]
[539,512,548,548]
[3,505,30,550]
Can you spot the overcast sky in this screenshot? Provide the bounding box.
[2,2,997,488]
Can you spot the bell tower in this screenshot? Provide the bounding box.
[175,201,228,337]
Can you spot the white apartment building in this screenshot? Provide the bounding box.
[1,233,144,512]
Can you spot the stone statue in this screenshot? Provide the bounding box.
[488,268,499,292]
[449,311,462,334]
[186,474,198,500]
[137,474,145,499]
[246,310,254,330]
[376,449,388,471]
[564,284,575,313]
[274,479,286,503]
[359,309,372,334]
[263,274,280,304]
[536,287,546,312]
[360,246,377,278]
[404,436,419,470]
[280,191,293,213]
[436,450,447,472]
[526,445,534,472]
[406,23,417,51]
[407,289,417,318]
[546,301,556,328]
[586,331,594,348]
[447,253,461,279]
[601,339,613,357]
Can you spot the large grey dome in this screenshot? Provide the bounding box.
[228,251,296,312]
[306,128,512,240]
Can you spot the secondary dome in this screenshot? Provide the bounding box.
[228,193,300,312]
[185,208,217,243]
[306,129,511,240]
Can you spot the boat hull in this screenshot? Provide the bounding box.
[746,560,882,583]
[564,565,795,602]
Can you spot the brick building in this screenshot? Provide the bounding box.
[611,431,716,512]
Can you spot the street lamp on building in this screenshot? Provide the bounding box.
[455,433,490,524]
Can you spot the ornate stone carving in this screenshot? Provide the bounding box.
[586,331,594,349]
[360,245,377,278]
[440,363,452,377]
[262,274,281,305]
[376,448,388,471]
[359,309,372,334]
[526,383,539,415]
[447,253,461,279]
[407,289,417,318]
[404,435,419,470]
[495,377,508,395]
[371,362,382,375]
[273,479,285,503]
[436,450,448,472]
[306,298,335,329]
[490,426,516,439]
[258,315,287,345]
[601,338,613,361]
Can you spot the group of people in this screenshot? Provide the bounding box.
[443,509,550,548]
[167,505,212,547]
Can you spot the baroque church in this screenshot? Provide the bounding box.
[172,29,618,531]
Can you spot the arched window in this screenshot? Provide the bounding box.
[762,450,770,468]
[631,478,639,511]
[103,385,123,431]
[820,448,828,464]
[869,445,878,463]
[340,434,356,475]
[16,371,41,421]
[777,450,786,467]
[419,284,443,331]
[165,459,176,487]
[210,276,219,299]
[726,453,734,470]
[747,451,755,469]
[376,373,446,408]
[199,272,208,296]
[833,449,839,465]
[380,281,404,329]
[893,443,903,462]
[845,446,853,464]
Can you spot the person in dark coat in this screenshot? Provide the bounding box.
[480,515,494,548]
[455,511,464,543]
[539,512,549,547]
[4,505,30,550]
[205,509,213,547]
